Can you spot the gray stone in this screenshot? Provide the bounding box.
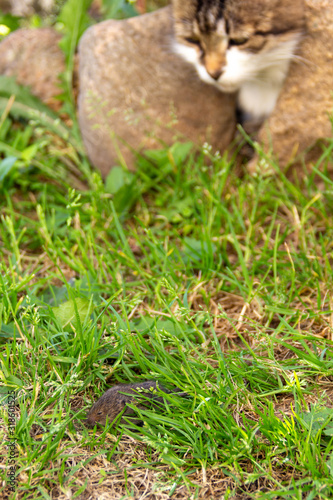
[0,28,65,110]
[78,6,237,176]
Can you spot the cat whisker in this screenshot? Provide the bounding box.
[290,54,314,66]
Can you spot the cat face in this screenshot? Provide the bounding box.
[172,0,305,94]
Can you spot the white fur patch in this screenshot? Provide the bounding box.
[173,42,199,66]
[220,37,301,118]
[173,41,220,87]
[238,80,282,119]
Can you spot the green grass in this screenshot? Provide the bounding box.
[1,101,333,499]
[1,1,333,498]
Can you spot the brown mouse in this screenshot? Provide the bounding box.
[85,380,187,427]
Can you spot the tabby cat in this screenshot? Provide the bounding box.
[172,0,305,125]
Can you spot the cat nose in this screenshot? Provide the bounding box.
[207,68,223,80]
[204,55,224,81]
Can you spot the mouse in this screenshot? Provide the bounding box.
[85,380,188,427]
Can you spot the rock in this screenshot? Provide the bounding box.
[78,6,237,176]
[0,0,105,19]
[254,0,333,173]
[0,0,11,14]
[0,28,65,110]
[0,0,54,16]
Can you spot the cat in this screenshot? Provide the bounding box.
[172,0,305,127]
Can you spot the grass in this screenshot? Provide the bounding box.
[1,1,333,499]
[1,107,333,498]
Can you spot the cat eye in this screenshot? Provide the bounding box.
[185,37,201,47]
[229,37,249,47]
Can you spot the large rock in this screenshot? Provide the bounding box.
[0,28,64,109]
[254,0,333,172]
[78,6,237,175]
